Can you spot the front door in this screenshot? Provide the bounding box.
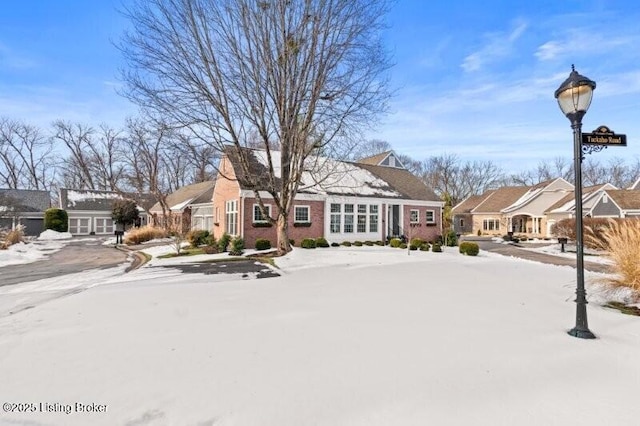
[391,204,400,236]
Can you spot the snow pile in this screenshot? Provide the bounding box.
[37,229,72,240]
[0,240,67,268]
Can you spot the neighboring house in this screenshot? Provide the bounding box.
[59,188,153,235]
[452,178,575,237]
[0,189,50,236]
[628,177,640,190]
[148,181,216,234]
[212,147,444,248]
[588,189,640,218]
[545,183,617,229]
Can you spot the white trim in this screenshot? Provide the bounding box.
[293,205,311,223]
[409,209,419,224]
[68,216,92,235]
[252,203,272,223]
[425,209,436,224]
[240,190,444,207]
[93,216,114,234]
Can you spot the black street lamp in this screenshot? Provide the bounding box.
[554,65,596,339]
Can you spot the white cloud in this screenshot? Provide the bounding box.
[461,19,528,72]
[535,28,636,62]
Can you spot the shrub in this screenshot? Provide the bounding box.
[353,241,363,246]
[229,236,245,256]
[44,208,68,232]
[112,199,139,227]
[389,238,402,248]
[374,240,384,246]
[364,241,374,246]
[341,241,352,247]
[552,217,616,249]
[419,243,430,251]
[3,226,24,248]
[432,242,442,252]
[218,233,231,252]
[301,238,317,249]
[186,230,210,248]
[588,219,640,294]
[399,243,407,249]
[124,225,168,245]
[255,238,272,251]
[202,245,218,254]
[477,229,482,236]
[459,241,480,256]
[444,230,458,247]
[410,238,424,247]
[204,234,217,247]
[331,242,340,247]
[315,237,330,248]
[409,243,418,250]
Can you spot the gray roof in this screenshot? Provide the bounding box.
[59,188,153,212]
[0,189,51,212]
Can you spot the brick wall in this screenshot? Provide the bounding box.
[402,204,442,242]
[212,156,240,240]
[242,198,325,248]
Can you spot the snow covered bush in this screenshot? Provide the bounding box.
[44,208,68,232]
[588,218,640,296]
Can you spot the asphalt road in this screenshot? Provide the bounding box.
[0,239,129,287]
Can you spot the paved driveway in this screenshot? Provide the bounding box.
[0,239,129,287]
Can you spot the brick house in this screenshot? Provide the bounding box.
[149,181,216,234]
[212,147,444,248]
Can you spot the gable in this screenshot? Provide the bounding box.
[357,150,405,169]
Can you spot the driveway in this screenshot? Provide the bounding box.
[0,239,129,287]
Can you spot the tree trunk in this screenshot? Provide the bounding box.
[276,213,291,255]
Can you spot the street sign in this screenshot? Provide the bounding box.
[582,125,627,146]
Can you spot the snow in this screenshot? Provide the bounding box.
[1,246,639,425]
[37,229,73,240]
[253,150,402,197]
[65,189,122,207]
[0,240,68,268]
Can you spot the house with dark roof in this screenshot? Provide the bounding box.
[59,188,154,235]
[212,147,444,248]
[0,189,51,236]
[588,189,640,218]
[545,183,617,227]
[452,178,574,237]
[148,181,216,234]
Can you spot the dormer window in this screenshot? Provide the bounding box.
[603,194,608,203]
[388,156,396,167]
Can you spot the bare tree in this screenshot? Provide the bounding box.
[0,118,55,190]
[120,0,392,253]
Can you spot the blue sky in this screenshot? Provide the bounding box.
[1,1,640,174]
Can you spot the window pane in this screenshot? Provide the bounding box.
[410,210,419,223]
[330,214,341,233]
[358,204,367,213]
[344,204,354,213]
[370,205,378,214]
[344,214,354,232]
[369,214,378,232]
[426,210,435,223]
[330,203,341,213]
[357,215,366,232]
[295,206,309,222]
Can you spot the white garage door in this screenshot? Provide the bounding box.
[69,218,90,235]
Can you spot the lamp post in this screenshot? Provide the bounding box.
[554,65,596,339]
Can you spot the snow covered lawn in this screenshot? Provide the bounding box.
[1,247,639,425]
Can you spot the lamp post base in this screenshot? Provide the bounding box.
[568,327,596,339]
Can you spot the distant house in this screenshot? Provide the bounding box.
[453,178,574,237]
[588,189,640,218]
[212,147,444,248]
[0,189,50,236]
[148,181,216,234]
[545,183,617,228]
[59,188,154,235]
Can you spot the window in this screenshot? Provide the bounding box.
[226,200,238,235]
[483,219,500,231]
[294,206,310,223]
[425,210,435,224]
[330,203,341,233]
[192,216,204,230]
[204,216,213,230]
[95,217,114,234]
[369,205,378,233]
[357,204,367,232]
[410,209,419,223]
[459,218,465,227]
[253,204,271,223]
[344,214,354,233]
